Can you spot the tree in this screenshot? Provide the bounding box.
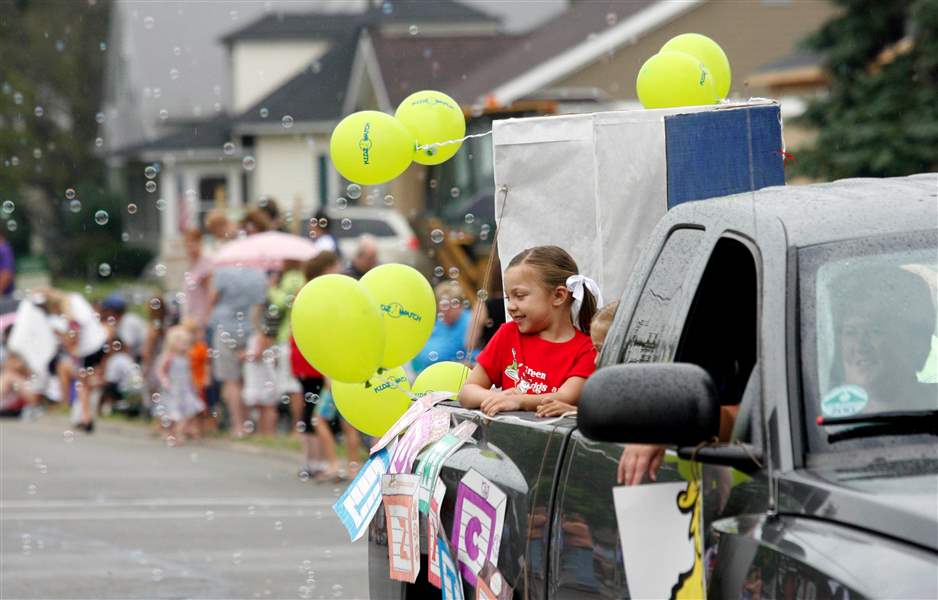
[0,0,113,274]
[796,0,938,180]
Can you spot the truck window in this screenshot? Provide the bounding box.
[613,228,704,364]
[675,237,758,406]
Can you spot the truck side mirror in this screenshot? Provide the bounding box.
[578,363,721,446]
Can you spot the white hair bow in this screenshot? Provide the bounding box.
[566,274,603,331]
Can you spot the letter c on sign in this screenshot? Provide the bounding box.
[466,517,482,561]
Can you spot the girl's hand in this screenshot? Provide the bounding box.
[479,388,523,416]
[617,444,666,486]
[536,400,577,418]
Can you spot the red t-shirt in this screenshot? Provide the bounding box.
[290,335,322,379]
[476,322,596,394]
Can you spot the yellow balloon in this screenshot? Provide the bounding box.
[661,33,731,100]
[291,274,384,383]
[636,50,718,110]
[360,263,436,368]
[332,367,412,437]
[412,361,470,399]
[395,90,466,166]
[330,111,415,185]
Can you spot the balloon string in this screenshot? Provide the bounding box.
[416,130,492,151]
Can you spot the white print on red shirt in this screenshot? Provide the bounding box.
[503,348,558,395]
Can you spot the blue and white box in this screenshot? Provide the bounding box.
[492,100,785,301]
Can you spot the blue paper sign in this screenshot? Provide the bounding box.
[438,533,465,600]
[333,447,392,541]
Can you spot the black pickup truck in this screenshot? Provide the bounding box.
[368,174,938,599]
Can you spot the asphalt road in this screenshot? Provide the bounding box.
[1,416,369,600]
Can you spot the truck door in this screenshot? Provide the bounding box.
[553,232,765,599]
[549,227,707,600]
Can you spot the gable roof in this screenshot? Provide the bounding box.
[221,0,496,44]
[220,12,362,44]
[112,114,234,157]
[369,31,522,106]
[234,33,359,129]
[450,0,703,106]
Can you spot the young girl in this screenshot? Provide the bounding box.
[242,323,278,435]
[157,325,205,443]
[459,246,601,417]
[536,301,619,417]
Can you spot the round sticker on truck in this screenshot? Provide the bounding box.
[821,385,869,417]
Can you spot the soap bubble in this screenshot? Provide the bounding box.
[340,218,352,231]
[94,210,109,225]
[145,180,157,193]
[346,184,362,200]
[98,263,112,277]
[242,156,256,171]
[281,115,294,128]
[69,199,82,213]
[430,229,445,244]
[65,188,76,200]
[464,213,475,224]
[144,165,158,179]
[223,142,235,155]
[2,201,14,214]
[409,24,418,35]
[127,203,138,214]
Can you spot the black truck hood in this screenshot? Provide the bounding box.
[779,454,938,552]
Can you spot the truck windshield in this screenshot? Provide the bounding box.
[799,230,938,453]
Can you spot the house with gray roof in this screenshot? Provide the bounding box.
[112,0,834,285]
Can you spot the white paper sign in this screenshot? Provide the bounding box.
[451,468,507,587]
[613,480,703,600]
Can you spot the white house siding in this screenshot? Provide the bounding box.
[231,40,331,113]
[254,135,321,221]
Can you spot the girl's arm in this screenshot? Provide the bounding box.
[157,353,172,388]
[459,364,541,416]
[457,364,494,409]
[530,376,588,407]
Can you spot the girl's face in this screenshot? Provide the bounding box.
[504,265,567,334]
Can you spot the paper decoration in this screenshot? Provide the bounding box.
[476,562,512,600]
[438,528,465,600]
[382,473,421,583]
[390,409,451,474]
[416,420,477,513]
[370,392,450,455]
[333,446,393,541]
[427,478,447,589]
[451,469,507,587]
[613,480,704,600]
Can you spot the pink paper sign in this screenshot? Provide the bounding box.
[451,469,507,587]
[370,392,450,455]
[382,473,421,583]
[390,409,451,475]
[427,478,447,589]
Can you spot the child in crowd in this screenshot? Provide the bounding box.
[459,245,601,417]
[242,318,278,435]
[157,325,205,443]
[299,250,364,482]
[182,319,212,433]
[100,338,139,415]
[536,301,619,417]
[0,352,38,417]
[412,280,474,372]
